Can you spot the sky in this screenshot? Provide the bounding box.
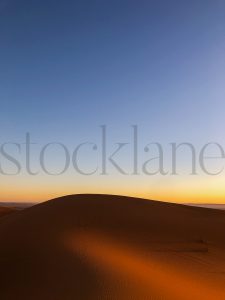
[0,0,225,203]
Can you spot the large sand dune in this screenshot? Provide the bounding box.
[0,194,225,299]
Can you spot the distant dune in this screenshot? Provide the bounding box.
[187,203,225,210]
[0,206,16,218]
[0,194,225,300]
[0,202,36,210]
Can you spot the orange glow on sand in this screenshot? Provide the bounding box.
[65,230,225,300]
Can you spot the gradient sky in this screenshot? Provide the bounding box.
[0,0,225,202]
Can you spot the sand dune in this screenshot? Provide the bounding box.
[0,194,225,299]
[0,202,36,210]
[0,206,16,218]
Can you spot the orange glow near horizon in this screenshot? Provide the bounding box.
[0,172,225,203]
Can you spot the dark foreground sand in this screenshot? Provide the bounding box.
[0,194,225,299]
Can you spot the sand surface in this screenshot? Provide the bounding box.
[0,194,225,299]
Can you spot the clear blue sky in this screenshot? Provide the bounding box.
[0,0,225,202]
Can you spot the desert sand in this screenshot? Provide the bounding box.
[0,194,225,299]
